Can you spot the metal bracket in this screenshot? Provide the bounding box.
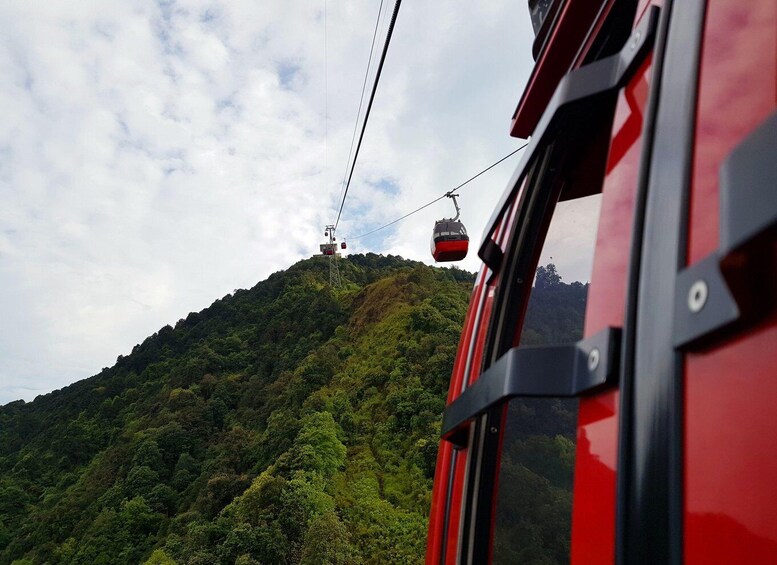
[479,6,659,273]
[441,327,621,448]
[719,111,777,256]
[674,111,777,348]
[673,255,740,347]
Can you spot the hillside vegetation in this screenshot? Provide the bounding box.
[1,255,472,565]
[0,255,587,565]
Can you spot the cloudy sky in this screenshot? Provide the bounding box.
[0,0,600,404]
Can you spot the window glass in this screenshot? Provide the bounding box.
[492,193,602,564]
[529,0,556,34]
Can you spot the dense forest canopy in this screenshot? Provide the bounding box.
[0,255,587,565]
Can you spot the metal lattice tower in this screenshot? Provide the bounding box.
[330,252,341,288]
[323,225,341,288]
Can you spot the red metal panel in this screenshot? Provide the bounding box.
[585,54,651,338]
[443,448,468,565]
[685,319,777,564]
[426,269,484,564]
[572,391,619,564]
[570,35,655,565]
[436,269,499,565]
[426,194,522,563]
[426,246,496,563]
[426,443,454,564]
[686,1,777,264]
[442,205,518,564]
[684,1,777,563]
[426,200,510,565]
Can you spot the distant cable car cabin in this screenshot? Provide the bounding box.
[320,225,338,256]
[341,240,347,250]
[431,193,469,262]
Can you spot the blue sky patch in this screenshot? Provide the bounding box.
[277,61,301,90]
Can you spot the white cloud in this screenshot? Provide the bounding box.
[0,0,565,404]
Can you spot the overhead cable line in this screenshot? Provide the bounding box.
[336,0,386,207]
[334,0,402,231]
[349,143,529,241]
[323,0,328,194]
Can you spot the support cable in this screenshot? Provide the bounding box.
[334,0,402,230]
[349,143,528,240]
[336,0,386,207]
[324,0,328,195]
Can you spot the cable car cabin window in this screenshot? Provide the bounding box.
[492,193,602,565]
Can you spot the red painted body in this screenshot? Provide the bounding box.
[431,239,469,263]
[427,0,775,563]
[684,1,777,563]
[431,218,470,263]
[427,205,519,564]
[570,53,652,565]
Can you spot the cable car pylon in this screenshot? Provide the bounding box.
[320,225,342,288]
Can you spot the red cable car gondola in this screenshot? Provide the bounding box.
[431,193,469,262]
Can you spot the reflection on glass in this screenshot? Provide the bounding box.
[492,194,601,564]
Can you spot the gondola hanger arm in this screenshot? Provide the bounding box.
[446,192,461,222]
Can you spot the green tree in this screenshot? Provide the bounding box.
[143,549,177,564]
[300,511,359,565]
[0,255,480,565]
[289,412,346,478]
[132,439,165,474]
[125,465,160,498]
[535,263,562,289]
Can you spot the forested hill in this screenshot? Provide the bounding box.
[0,254,475,565]
[0,256,589,565]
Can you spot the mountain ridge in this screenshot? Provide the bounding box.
[0,254,474,564]
[1,254,588,565]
